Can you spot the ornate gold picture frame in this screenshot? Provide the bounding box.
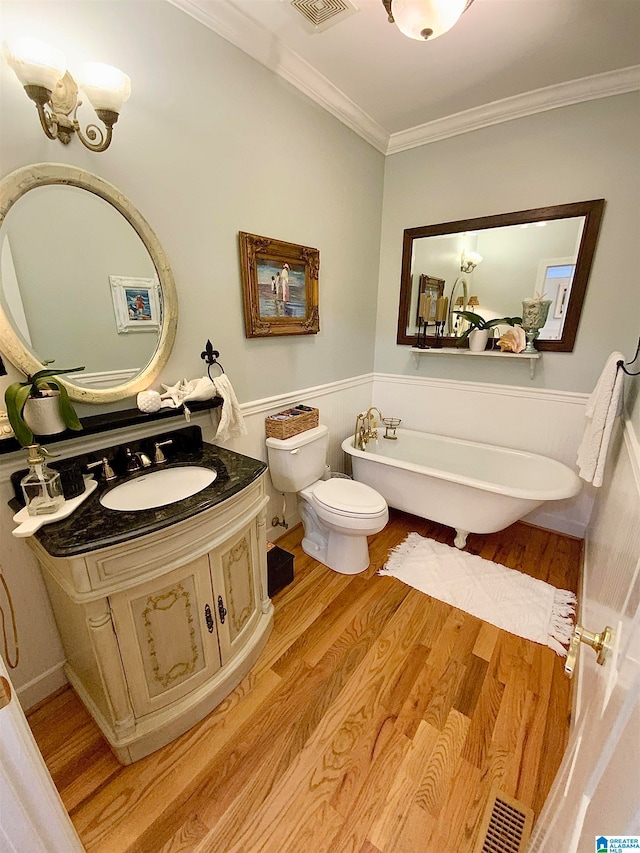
[239,232,319,338]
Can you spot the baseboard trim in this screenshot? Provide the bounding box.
[16,661,67,713]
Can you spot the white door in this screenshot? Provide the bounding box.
[0,654,84,852]
[530,422,640,851]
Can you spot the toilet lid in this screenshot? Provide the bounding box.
[312,479,387,517]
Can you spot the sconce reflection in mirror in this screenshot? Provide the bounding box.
[3,37,131,152]
[448,252,482,335]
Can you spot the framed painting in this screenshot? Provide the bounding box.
[109,276,161,333]
[239,232,319,337]
[416,274,445,326]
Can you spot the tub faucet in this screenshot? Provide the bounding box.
[353,407,383,450]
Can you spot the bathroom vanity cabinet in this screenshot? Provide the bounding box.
[27,473,273,764]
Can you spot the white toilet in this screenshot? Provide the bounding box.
[266,424,388,574]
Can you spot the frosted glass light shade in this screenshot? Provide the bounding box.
[3,37,65,91]
[392,0,467,40]
[79,62,131,113]
[463,251,483,267]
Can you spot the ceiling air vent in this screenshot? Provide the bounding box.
[290,0,358,33]
[473,789,534,853]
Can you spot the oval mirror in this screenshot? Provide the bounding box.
[397,199,604,352]
[0,163,177,402]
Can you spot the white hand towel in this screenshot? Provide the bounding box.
[576,352,624,487]
[212,374,247,442]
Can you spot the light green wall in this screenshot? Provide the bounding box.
[376,93,640,393]
[1,2,638,417]
[0,0,384,411]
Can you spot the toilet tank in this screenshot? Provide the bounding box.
[266,424,329,492]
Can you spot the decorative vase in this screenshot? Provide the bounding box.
[468,329,490,352]
[23,391,66,436]
[521,298,552,353]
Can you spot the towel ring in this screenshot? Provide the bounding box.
[618,336,640,376]
[200,339,225,381]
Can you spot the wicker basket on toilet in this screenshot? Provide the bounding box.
[265,406,319,440]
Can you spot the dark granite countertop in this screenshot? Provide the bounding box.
[22,443,266,558]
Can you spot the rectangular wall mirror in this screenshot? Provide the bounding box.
[397,199,605,352]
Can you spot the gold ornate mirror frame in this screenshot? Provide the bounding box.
[0,163,178,403]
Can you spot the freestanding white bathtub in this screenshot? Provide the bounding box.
[341,428,581,548]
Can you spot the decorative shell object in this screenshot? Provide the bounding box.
[498,326,526,353]
[136,390,162,413]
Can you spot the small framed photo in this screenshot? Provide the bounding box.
[239,232,319,338]
[109,276,161,333]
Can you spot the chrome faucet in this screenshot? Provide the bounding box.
[353,407,383,450]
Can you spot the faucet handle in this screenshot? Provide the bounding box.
[154,439,173,464]
[86,458,117,481]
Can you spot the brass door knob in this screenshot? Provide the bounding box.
[565,624,613,678]
[0,676,11,711]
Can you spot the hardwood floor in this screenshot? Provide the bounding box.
[28,509,581,853]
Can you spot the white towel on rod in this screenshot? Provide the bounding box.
[212,374,247,442]
[576,351,624,487]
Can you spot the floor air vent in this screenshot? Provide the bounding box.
[290,0,357,32]
[474,789,534,853]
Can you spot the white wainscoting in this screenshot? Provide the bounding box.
[372,373,592,537]
[205,374,374,535]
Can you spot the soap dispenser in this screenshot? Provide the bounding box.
[20,444,64,516]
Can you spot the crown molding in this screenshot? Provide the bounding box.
[166,1,639,156]
[387,65,640,154]
[166,0,390,154]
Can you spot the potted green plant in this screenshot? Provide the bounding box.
[454,311,523,352]
[4,361,85,446]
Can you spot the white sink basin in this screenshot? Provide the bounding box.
[100,466,217,511]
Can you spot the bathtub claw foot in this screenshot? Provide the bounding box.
[454,529,469,549]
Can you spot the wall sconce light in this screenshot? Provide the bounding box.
[461,251,483,274]
[381,0,474,41]
[467,295,480,310]
[3,37,131,152]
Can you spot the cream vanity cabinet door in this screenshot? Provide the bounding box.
[109,554,222,718]
[210,520,261,663]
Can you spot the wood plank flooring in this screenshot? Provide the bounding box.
[28,509,581,853]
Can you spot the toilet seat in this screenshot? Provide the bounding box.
[307,478,387,518]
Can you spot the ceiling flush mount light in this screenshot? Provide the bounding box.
[3,37,131,152]
[382,0,474,41]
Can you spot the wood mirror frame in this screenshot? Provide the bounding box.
[0,163,178,403]
[396,199,605,352]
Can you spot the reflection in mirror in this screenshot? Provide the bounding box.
[0,164,177,403]
[397,200,604,352]
[0,185,160,386]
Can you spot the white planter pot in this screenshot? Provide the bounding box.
[468,329,490,352]
[23,392,66,436]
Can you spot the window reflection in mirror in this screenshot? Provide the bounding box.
[397,200,605,352]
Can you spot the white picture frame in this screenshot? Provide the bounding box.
[109,275,161,333]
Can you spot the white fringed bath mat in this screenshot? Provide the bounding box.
[380,533,577,656]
